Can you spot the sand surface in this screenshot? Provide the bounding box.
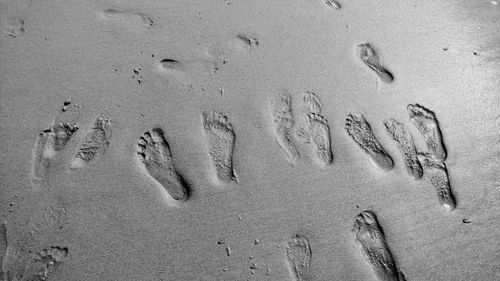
[0,0,499,280]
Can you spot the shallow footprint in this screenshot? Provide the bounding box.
[31,103,80,185]
[384,118,423,180]
[417,154,456,211]
[99,8,155,27]
[353,210,406,281]
[202,111,237,183]
[357,43,393,83]
[408,104,447,161]
[271,93,300,165]
[303,92,322,114]
[137,128,188,201]
[70,116,112,169]
[345,113,393,171]
[305,113,333,166]
[286,234,312,281]
[1,17,25,38]
[324,0,341,10]
[156,58,218,87]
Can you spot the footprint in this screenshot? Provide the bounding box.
[0,223,7,277]
[271,93,300,165]
[353,210,406,281]
[417,154,456,211]
[99,8,155,27]
[31,103,80,185]
[345,113,393,171]
[286,234,312,281]
[70,116,112,169]
[357,43,394,83]
[304,113,334,166]
[156,58,218,87]
[1,17,25,38]
[202,111,237,183]
[137,128,188,201]
[20,246,68,281]
[407,104,447,162]
[303,92,322,114]
[298,93,333,166]
[233,34,259,52]
[324,0,341,9]
[384,118,423,180]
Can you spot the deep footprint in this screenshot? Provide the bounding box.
[353,210,406,281]
[384,118,423,180]
[417,154,456,211]
[286,234,312,281]
[271,93,300,165]
[408,104,447,161]
[357,43,393,83]
[137,128,188,201]
[71,116,112,169]
[345,113,393,171]
[31,103,80,184]
[202,111,237,183]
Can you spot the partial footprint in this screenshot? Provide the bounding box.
[357,43,393,83]
[20,246,68,281]
[70,116,112,169]
[156,58,218,87]
[1,17,25,38]
[384,118,423,180]
[286,234,312,281]
[407,104,447,161]
[345,113,393,171]
[0,223,7,277]
[324,0,341,9]
[417,154,456,211]
[271,93,300,165]
[99,8,155,27]
[137,128,188,201]
[233,34,259,52]
[205,33,259,65]
[303,92,322,114]
[202,111,237,183]
[31,103,80,185]
[353,210,406,281]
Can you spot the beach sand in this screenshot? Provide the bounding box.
[0,0,499,280]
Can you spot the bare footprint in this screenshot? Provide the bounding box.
[384,118,423,180]
[1,17,25,38]
[324,0,341,9]
[286,234,312,281]
[137,128,188,201]
[271,93,300,165]
[357,43,393,83]
[202,111,237,183]
[353,210,406,281]
[70,116,112,169]
[20,246,68,281]
[31,103,80,184]
[304,113,334,166]
[345,113,393,171]
[303,92,322,114]
[99,8,155,27]
[407,104,447,161]
[156,58,218,87]
[233,34,259,52]
[417,154,456,211]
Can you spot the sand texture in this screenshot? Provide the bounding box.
[0,0,499,280]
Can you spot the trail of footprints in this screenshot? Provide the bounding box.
[16,3,464,280]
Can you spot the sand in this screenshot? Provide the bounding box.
[0,0,499,280]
